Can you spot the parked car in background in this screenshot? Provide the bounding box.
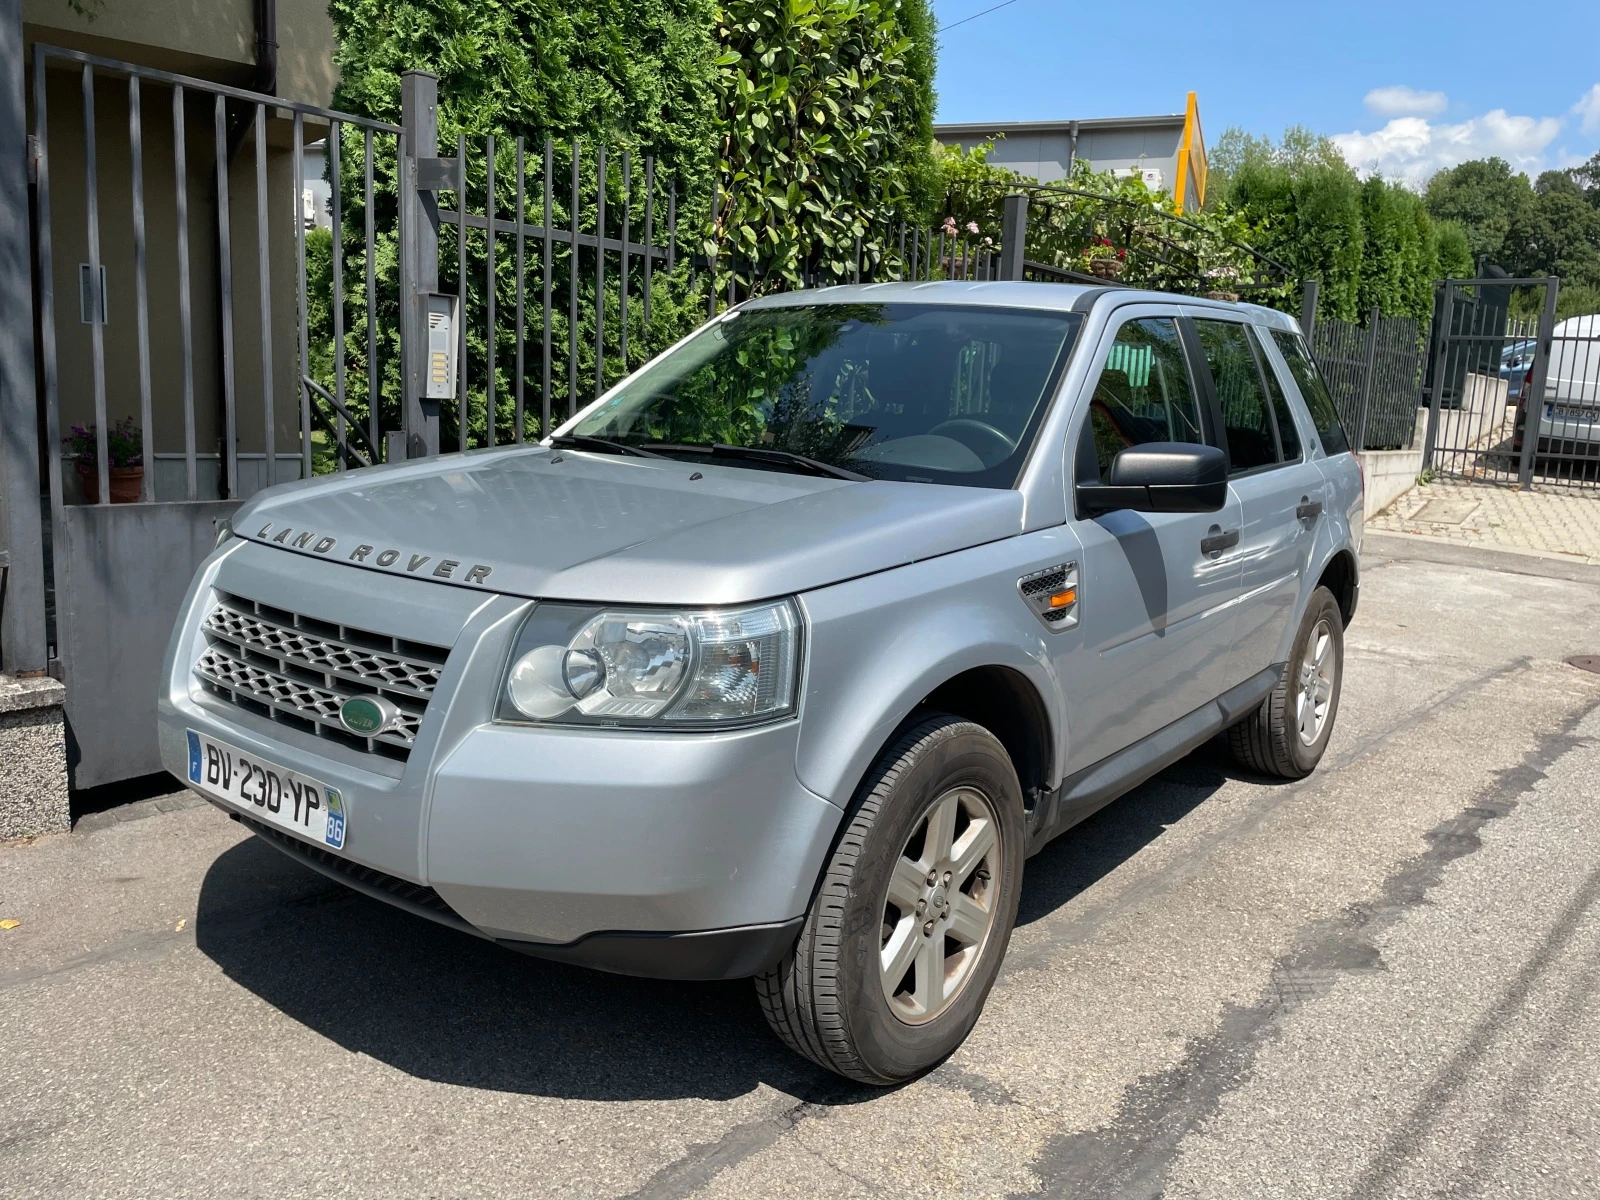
[1500,338,1537,400]
[160,283,1363,1085]
[1514,314,1600,462]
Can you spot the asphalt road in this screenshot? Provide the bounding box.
[4,533,1600,1199]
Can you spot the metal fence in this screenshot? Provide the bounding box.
[397,131,687,456]
[1310,308,1425,451]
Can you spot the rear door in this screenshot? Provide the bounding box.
[1187,313,1328,688]
[1059,306,1243,773]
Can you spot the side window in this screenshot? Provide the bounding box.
[1270,329,1351,456]
[1251,328,1302,461]
[1082,316,1205,478]
[1194,318,1279,473]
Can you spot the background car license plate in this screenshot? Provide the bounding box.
[1551,404,1592,420]
[186,730,346,850]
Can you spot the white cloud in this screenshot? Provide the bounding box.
[1575,84,1600,135]
[1332,109,1563,187]
[1363,85,1448,118]
[1332,84,1600,187]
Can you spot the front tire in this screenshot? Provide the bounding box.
[1226,585,1345,779]
[756,714,1025,1085]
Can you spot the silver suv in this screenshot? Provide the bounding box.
[159,283,1362,1084]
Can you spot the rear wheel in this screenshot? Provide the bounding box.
[756,714,1025,1085]
[1226,585,1344,779]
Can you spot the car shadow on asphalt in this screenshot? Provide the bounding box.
[192,746,1242,1105]
[1015,746,1235,928]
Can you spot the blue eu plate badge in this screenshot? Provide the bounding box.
[323,788,347,849]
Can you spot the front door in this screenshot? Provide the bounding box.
[1188,315,1328,687]
[1060,309,1243,774]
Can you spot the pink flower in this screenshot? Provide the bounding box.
[966,221,980,235]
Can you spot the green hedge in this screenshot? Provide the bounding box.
[315,0,942,455]
[709,0,939,289]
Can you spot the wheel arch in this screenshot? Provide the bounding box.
[794,639,1063,820]
[917,665,1054,805]
[1316,547,1359,627]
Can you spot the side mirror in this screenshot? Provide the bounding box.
[1078,442,1228,514]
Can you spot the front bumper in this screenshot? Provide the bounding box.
[158,541,840,979]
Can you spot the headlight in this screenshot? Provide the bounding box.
[498,599,801,728]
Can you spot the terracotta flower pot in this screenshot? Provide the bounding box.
[1090,257,1123,280]
[76,462,144,504]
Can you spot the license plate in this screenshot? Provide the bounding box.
[186,729,346,850]
[1551,404,1594,421]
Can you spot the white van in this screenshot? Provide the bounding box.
[1529,314,1600,458]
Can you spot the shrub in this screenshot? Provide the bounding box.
[709,0,940,291]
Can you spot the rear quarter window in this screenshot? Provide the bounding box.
[1269,329,1351,457]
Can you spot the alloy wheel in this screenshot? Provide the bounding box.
[1296,618,1336,746]
[879,786,1004,1025]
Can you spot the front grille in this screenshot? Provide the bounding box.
[238,814,461,920]
[195,590,451,762]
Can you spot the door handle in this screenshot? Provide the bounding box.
[1296,497,1324,521]
[1200,528,1239,555]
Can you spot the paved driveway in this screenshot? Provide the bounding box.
[1372,479,1600,565]
[4,535,1600,1199]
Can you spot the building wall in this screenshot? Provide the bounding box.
[23,0,337,107]
[937,126,1184,195]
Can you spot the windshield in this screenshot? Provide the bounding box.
[569,302,1083,487]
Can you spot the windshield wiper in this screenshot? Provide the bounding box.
[648,442,867,482]
[549,433,666,459]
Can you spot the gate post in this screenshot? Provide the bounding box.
[1421,281,1455,471]
[1353,304,1381,453]
[0,0,47,676]
[399,71,441,458]
[998,193,1028,282]
[1299,280,1319,341]
[1516,277,1560,489]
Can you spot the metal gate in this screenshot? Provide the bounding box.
[1421,276,1600,492]
[25,44,412,786]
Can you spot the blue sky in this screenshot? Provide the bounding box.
[931,0,1600,184]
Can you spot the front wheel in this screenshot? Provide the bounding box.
[1226,585,1345,779]
[756,714,1025,1085]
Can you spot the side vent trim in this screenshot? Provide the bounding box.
[1018,562,1080,631]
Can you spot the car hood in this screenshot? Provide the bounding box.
[231,446,1025,605]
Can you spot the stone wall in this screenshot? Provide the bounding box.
[0,675,69,839]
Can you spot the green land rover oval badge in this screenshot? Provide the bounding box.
[339,695,400,736]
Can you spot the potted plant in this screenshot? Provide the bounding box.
[1202,264,1242,302]
[64,417,144,504]
[1081,236,1126,280]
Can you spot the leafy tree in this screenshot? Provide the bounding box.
[1434,220,1474,279]
[1505,171,1600,291]
[1423,157,1533,263]
[1206,126,1347,209]
[1569,151,1600,203]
